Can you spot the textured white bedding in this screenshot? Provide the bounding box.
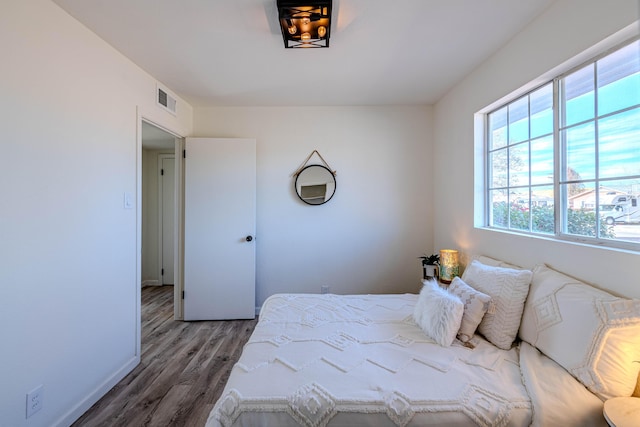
[207,293,601,427]
[519,342,606,427]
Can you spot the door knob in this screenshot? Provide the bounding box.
[245,235,253,242]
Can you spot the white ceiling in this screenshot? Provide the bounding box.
[52,0,555,107]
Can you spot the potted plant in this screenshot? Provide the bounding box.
[419,254,440,280]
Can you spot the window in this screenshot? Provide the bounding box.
[485,38,640,249]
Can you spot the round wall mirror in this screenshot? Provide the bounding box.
[294,164,336,205]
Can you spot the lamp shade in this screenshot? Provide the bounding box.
[439,249,459,284]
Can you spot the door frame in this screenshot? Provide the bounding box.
[158,153,176,286]
[136,109,185,329]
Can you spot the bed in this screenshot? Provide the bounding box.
[207,257,640,427]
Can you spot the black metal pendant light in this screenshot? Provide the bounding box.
[277,0,332,48]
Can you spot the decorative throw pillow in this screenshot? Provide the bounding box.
[461,260,532,350]
[413,279,464,347]
[448,277,491,343]
[519,264,640,400]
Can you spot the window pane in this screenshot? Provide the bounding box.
[598,108,640,179]
[509,143,530,187]
[508,97,529,144]
[530,84,553,138]
[489,148,508,188]
[597,40,640,116]
[489,107,507,150]
[562,64,595,127]
[532,186,554,234]
[509,190,530,231]
[565,182,597,237]
[489,189,508,228]
[597,178,640,243]
[563,122,595,181]
[567,182,595,210]
[530,136,554,185]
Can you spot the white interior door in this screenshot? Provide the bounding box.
[160,155,175,285]
[184,138,256,320]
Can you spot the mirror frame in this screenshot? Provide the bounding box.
[294,164,337,205]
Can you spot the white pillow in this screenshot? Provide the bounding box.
[448,277,491,343]
[472,255,522,270]
[413,279,464,347]
[461,260,532,350]
[519,264,640,400]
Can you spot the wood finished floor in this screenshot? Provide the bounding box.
[72,286,257,427]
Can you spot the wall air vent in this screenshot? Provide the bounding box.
[156,84,177,115]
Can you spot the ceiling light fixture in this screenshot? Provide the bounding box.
[277,0,332,48]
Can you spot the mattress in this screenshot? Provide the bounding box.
[207,293,536,426]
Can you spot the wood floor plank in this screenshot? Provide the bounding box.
[147,385,192,426]
[169,320,256,426]
[72,286,257,427]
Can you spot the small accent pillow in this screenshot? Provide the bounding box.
[461,260,533,350]
[448,277,491,343]
[413,279,464,347]
[519,264,640,400]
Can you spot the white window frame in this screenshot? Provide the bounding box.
[478,35,640,252]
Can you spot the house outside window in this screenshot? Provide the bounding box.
[485,38,640,249]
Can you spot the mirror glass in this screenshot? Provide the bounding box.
[294,165,336,205]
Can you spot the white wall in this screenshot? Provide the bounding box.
[0,1,192,426]
[433,0,640,297]
[193,106,433,307]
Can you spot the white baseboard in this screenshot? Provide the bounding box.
[255,306,261,316]
[142,279,159,287]
[52,355,140,427]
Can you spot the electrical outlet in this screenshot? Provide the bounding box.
[26,385,43,418]
[321,285,330,294]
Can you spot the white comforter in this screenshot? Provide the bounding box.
[207,293,605,427]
